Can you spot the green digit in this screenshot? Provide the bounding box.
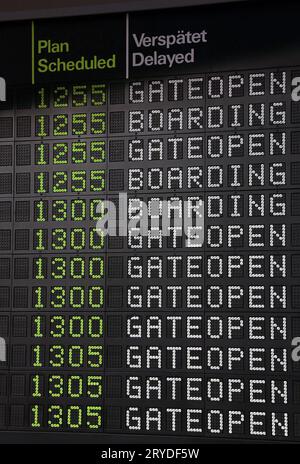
[36,87,49,109]
[53,86,68,108]
[87,406,102,429]
[69,316,84,338]
[70,287,84,309]
[90,228,104,250]
[91,84,106,106]
[33,286,46,309]
[71,228,85,250]
[72,113,87,135]
[90,170,105,192]
[88,345,103,368]
[88,316,103,338]
[35,200,47,222]
[90,112,106,134]
[35,172,48,194]
[71,170,86,192]
[53,114,68,137]
[53,172,68,193]
[72,141,87,164]
[71,199,86,221]
[49,375,64,397]
[89,257,104,279]
[53,143,68,164]
[31,405,41,428]
[90,199,104,220]
[52,229,67,250]
[51,257,66,279]
[51,286,66,309]
[67,376,83,398]
[90,141,105,163]
[33,316,44,338]
[35,143,48,165]
[48,405,63,428]
[89,286,104,309]
[52,200,67,222]
[33,258,46,280]
[34,229,47,251]
[87,376,102,398]
[36,115,49,137]
[49,346,64,368]
[33,345,43,367]
[50,316,65,338]
[32,375,42,398]
[70,257,85,279]
[67,406,82,429]
[72,85,87,107]
[68,346,84,368]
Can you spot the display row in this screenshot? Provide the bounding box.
[0,104,297,139]
[0,130,296,166]
[4,71,295,111]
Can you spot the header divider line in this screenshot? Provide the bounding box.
[31,21,35,85]
[126,13,129,79]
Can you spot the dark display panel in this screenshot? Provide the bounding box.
[0,0,300,444]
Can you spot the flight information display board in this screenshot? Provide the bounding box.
[0,0,300,444]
